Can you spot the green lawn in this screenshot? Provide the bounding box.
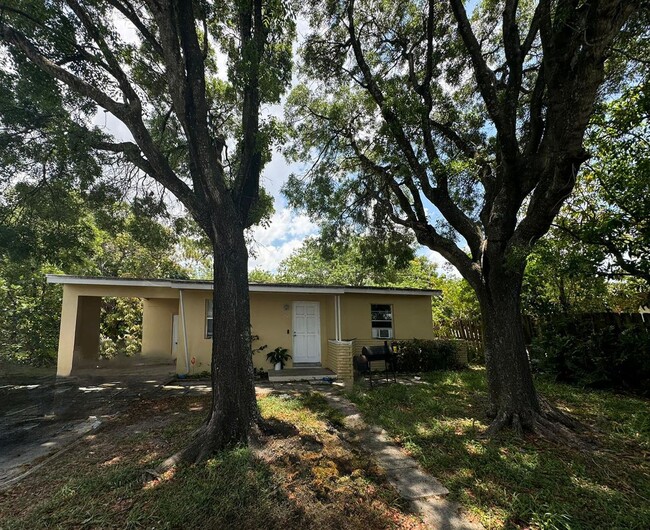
[349,368,650,530]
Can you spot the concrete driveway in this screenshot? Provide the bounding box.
[0,362,177,487]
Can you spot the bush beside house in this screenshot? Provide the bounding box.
[392,339,465,372]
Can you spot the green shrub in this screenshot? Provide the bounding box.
[393,339,461,372]
[529,318,650,395]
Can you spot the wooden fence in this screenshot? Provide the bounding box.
[435,312,650,361]
[434,319,483,359]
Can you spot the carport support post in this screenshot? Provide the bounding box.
[56,286,79,377]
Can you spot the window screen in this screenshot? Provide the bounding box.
[371,304,393,339]
[206,299,213,338]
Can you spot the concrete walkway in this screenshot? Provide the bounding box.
[319,390,483,530]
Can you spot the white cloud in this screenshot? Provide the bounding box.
[248,208,317,271]
[260,148,304,198]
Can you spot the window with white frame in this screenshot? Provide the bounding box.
[205,299,213,338]
[371,304,393,339]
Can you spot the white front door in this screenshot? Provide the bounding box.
[172,314,179,356]
[292,302,321,363]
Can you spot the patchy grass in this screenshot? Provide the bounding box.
[0,392,424,529]
[0,362,55,381]
[349,368,650,530]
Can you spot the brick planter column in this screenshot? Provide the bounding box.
[327,340,354,387]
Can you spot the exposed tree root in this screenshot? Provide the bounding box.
[483,396,595,448]
[156,414,300,474]
[157,424,218,471]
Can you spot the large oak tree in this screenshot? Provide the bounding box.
[0,0,294,460]
[285,0,641,437]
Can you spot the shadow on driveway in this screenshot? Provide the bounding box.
[0,363,177,485]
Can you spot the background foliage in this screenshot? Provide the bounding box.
[0,182,188,365]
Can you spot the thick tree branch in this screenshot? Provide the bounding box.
[146,0,228,216]
[524,63,546,156]
[92,140,200,221]
[448,0,515,154]
[0,22,128,118]
[520,1,544,58]
[235,0,265,226]
[66,0,141,107]
[347,0,483,259]
[502,0,522,135]
[346,0,425,178]
[514,0,639,251]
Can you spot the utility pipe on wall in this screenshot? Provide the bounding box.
[179,289,190,373]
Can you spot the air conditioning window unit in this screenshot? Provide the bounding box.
[377,328,392,339]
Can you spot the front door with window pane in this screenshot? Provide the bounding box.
[292,302,321,363]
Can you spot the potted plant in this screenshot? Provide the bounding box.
[266,347,291,370]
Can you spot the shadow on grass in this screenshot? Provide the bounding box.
[297,392,347,428]
[0,393,422,530]
[348,368,650,530]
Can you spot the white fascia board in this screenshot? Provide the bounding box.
[46,275,440,297]
[165,282,435,295]
[250,285,346,294]
[168,281,213,290]
[342,287,441,296]
[170,282,346,294]
[46,275,172,288]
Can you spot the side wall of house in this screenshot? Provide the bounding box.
[340,293,434,342]
[141,298,179,359]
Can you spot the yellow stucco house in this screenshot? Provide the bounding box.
[47,275,440,384]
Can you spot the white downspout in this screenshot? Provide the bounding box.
[335,295,342,341]
[334,295,339,341]
[179,289,190,373]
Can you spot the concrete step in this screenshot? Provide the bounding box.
[267,368,336,383]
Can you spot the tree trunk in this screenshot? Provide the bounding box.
[476,262,585,439]
[479,269,541,435]
[164,223,259,465]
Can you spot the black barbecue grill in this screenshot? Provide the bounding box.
[353,341,397,387]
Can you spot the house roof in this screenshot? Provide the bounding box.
[45,274,441,297]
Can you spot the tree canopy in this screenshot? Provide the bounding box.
[555,82,650,285]
[273,234,429,286]
[0,180,186,365]
[284,0,641,438]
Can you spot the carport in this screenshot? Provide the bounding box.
[47,276,182,377]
